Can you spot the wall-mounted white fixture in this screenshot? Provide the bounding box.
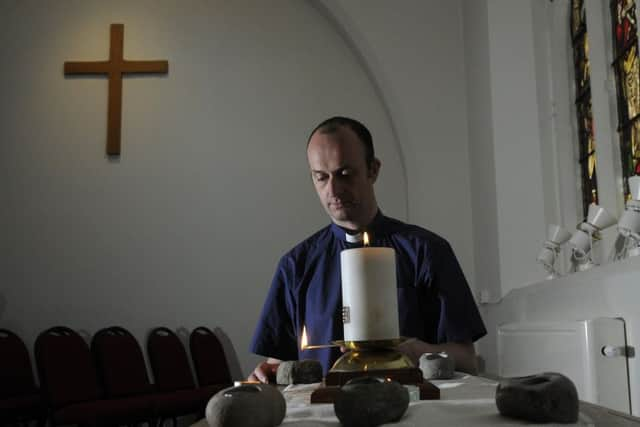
[536,224,572,279]
[615,176,640,260]
[568,203,617,272]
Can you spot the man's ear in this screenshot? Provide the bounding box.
[368,158,381,182]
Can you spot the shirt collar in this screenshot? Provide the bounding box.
[330,210,387,243]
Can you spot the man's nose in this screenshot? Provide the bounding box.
[327,176,343,198]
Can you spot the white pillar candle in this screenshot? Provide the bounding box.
[340,245,399,342]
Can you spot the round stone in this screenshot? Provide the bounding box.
[205,384,286,427]
[419,352,455,379]
[334,376,409,427]
[495,372,579,423]
[276,360,323,385]
[281,422,327,427]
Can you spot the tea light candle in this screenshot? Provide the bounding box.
[341,233,399,341]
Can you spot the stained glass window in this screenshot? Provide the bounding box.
[571,0,599,217]
[611,0,640,200]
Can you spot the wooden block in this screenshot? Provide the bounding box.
[310,386,340,404]
[325,367,424,386]
[310,379,440,404]
[418,381,440,400]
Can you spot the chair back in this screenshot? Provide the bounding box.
[34,326,101,407]
[0,329,37,398]
[189,327,232,386]
[147,327,195,392]
[92,326,154,397]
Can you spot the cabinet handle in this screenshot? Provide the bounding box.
[601,345,634,357]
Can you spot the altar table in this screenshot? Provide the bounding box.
[192,374,640,426]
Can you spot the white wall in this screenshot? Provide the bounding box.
[464,0,640,415]
[1,0,480,381]
[464,0,547,301]
[7,0,637,413]
[0,0,408,379]
[316,0,476,286]
[462,0,501,305]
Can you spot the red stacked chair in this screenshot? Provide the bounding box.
[35,326,154,427]
[147,327,223,426]
[0,329,46,427]
[91,326,156,424]
[189,326,233,389]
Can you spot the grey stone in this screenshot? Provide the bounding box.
[419,352,455,379]
[276,359,323,385]
[282,423,327,427]
[334,376,409,427]
[495,372,579,423]
[205,383,286,427]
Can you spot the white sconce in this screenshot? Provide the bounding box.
[568,203,617,271]
[536,224,572,279]
[616,176,640,259]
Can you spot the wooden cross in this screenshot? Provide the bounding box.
[64,24,168,156]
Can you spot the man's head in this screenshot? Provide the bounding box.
[306,117,381,231]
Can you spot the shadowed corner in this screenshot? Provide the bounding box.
[476,354,486,375]
[213,326,244,380]
[176,326,200,381]
[76,329,92,345]
[0,292,6,320]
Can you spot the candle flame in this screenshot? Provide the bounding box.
[363,232,370,246]
[301,325,308,350]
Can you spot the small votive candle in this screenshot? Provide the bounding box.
[233,380,261,387]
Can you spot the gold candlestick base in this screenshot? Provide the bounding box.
[329,338,413,372]
[311,342,440,404]
[330,348,414,372]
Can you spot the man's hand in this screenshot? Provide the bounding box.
[247,358,281,383]
[396,339,479,375]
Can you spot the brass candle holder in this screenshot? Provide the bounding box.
[330,338,413,372]
[309,338,440,403]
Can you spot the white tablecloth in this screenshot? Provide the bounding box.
[280,374,593,426]
[193,374,639,426]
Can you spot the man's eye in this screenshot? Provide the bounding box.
[340,169,351,176]
[314,175,327,182]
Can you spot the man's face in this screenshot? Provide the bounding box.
[307,126,379,230]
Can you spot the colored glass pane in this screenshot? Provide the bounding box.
[623,120,640,188]
[614,0,637,54]
[623,45,640,121]
[577,101,599,214]
[611,0,640,200]
[573,34,590,96]
[572,0,599,217]
[571,0,585,39]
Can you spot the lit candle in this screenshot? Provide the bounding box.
[300,325,340,349]
[300,325,308,350]
[340,232,399,342]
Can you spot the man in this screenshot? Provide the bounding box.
[248,117,486,382]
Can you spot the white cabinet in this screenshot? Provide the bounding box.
[497,318,631,413]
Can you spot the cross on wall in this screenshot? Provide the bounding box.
[64,24,169,156]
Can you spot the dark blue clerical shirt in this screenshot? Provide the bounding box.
[249,212,487,374]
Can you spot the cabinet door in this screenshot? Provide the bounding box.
[497,318,630,413]
[589,317,631,413]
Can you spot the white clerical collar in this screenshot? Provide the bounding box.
[345,232,364,243]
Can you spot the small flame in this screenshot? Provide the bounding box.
[300,325,308,350]
[363,232,370,246]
